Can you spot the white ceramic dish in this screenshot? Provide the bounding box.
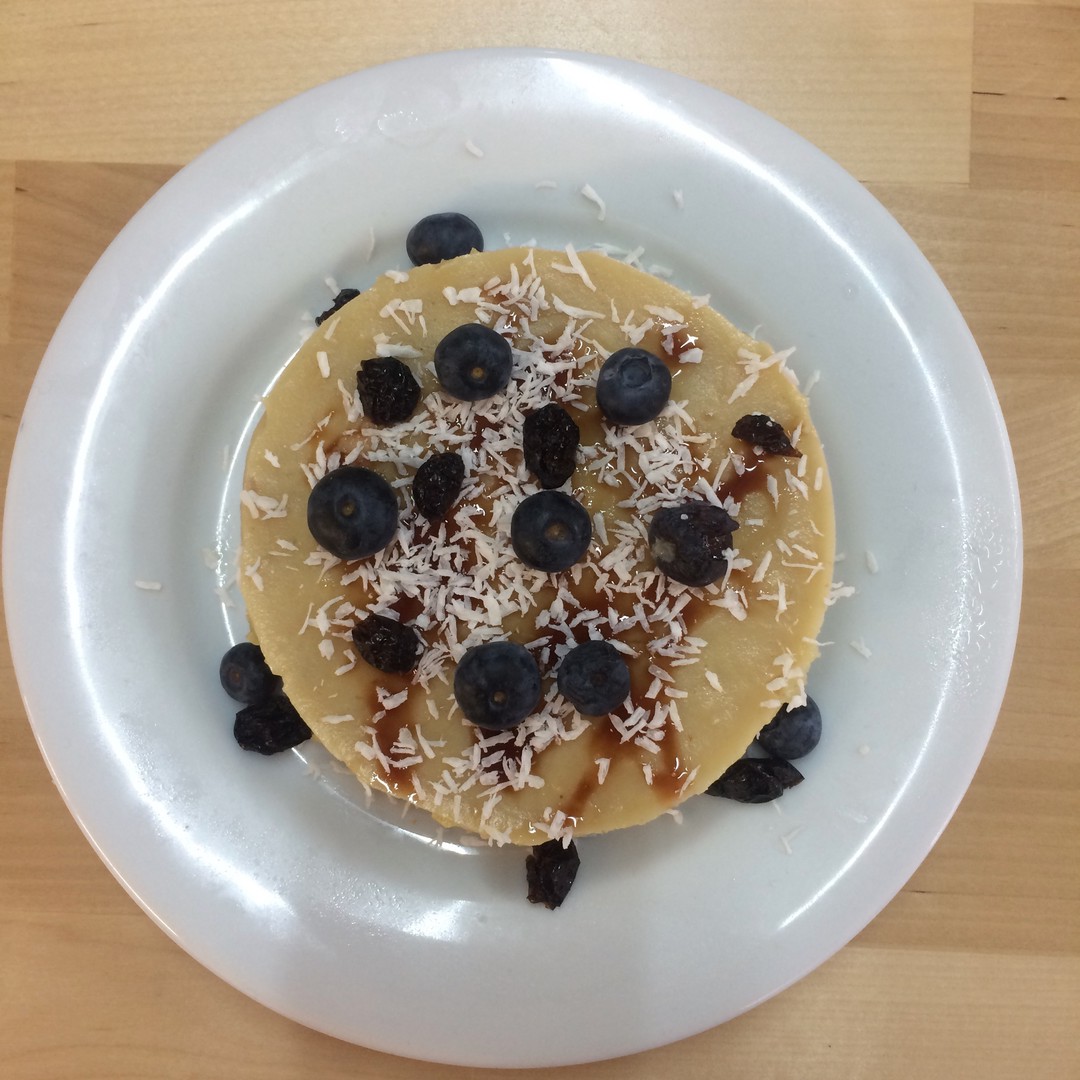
[3,49,1021,1067]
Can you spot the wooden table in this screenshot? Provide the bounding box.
[2,3,1077,1077]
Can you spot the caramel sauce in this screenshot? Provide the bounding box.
[361,672,419,797]
[560,652,690,821]
[717,456,773,506]
[493,306,526,337]
[562,721,620,821]
[388,593,426,623]
[669,327,700,362]
[640,321,698,376]
[652,736,691,801]
[476,728,526,785]
[469,414,498,452]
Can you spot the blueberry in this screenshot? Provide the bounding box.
[315,288,360,326]
[526,839,581,909]
[233,694,312,755]
[219,641,280,705]
[556,640,630,716]
[412,451,465,520]
[453,641,542,730]
[595,347,672,426]
[406,212,484,266]
[510,490,592,572]
[352,612,423,674]
[523,402,580,488]
[307,466,398,560]
[705,757,804,802]
[434,323,513,401]
[648,500,739,587]
[356,357,421,426]
[756,697,822,759]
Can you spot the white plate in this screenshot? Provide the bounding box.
[3,49,1022,1067]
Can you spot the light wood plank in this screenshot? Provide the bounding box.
[0,0,971,182]
[978,0,1080,11]
[0,342,43,484]
[997,377,1080,568]
[9,161,177,344]
[972,3,1080,190]
[0,165,13,343]
[866,184,1080,384]
[854,579,1080,958]
[3,901,1078,1080]
[866,183,1080,569]
[901,568,1080,891]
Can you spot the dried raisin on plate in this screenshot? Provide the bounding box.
[705,757,804,803]
[352,612,423,673]
[356,357,421,426]
[648,500,739,587]
[526,839,581,909]
[234,695,312,755]
[315,288,360,326]
[522,403,580,488]
[731,413,801,457]
[412,451,465,520]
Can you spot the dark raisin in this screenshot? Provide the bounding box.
[315,288,360,326]
[648,500,739,587]
[412,451,465,520]
[352,613,423,673]
[356,357,421,426]
[522,403,580,488]
[525,839,581,909]
[760,757,805,789]
[233,694,312,755]
[731,413,801,457]
[705,757,804,803]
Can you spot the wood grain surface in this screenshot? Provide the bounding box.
[2,3,1078,1077]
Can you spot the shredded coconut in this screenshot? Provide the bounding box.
[580,183,606,221]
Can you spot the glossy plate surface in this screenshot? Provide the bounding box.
[2,49,1022,1067]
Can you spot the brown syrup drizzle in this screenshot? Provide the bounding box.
[469,414,499,452]
[668,327,700,362]
[559,647,692,821]
[388,592,426,623]
[717,456,773,507]
[360,674,418,798]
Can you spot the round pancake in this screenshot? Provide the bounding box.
[238,247,834,846]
